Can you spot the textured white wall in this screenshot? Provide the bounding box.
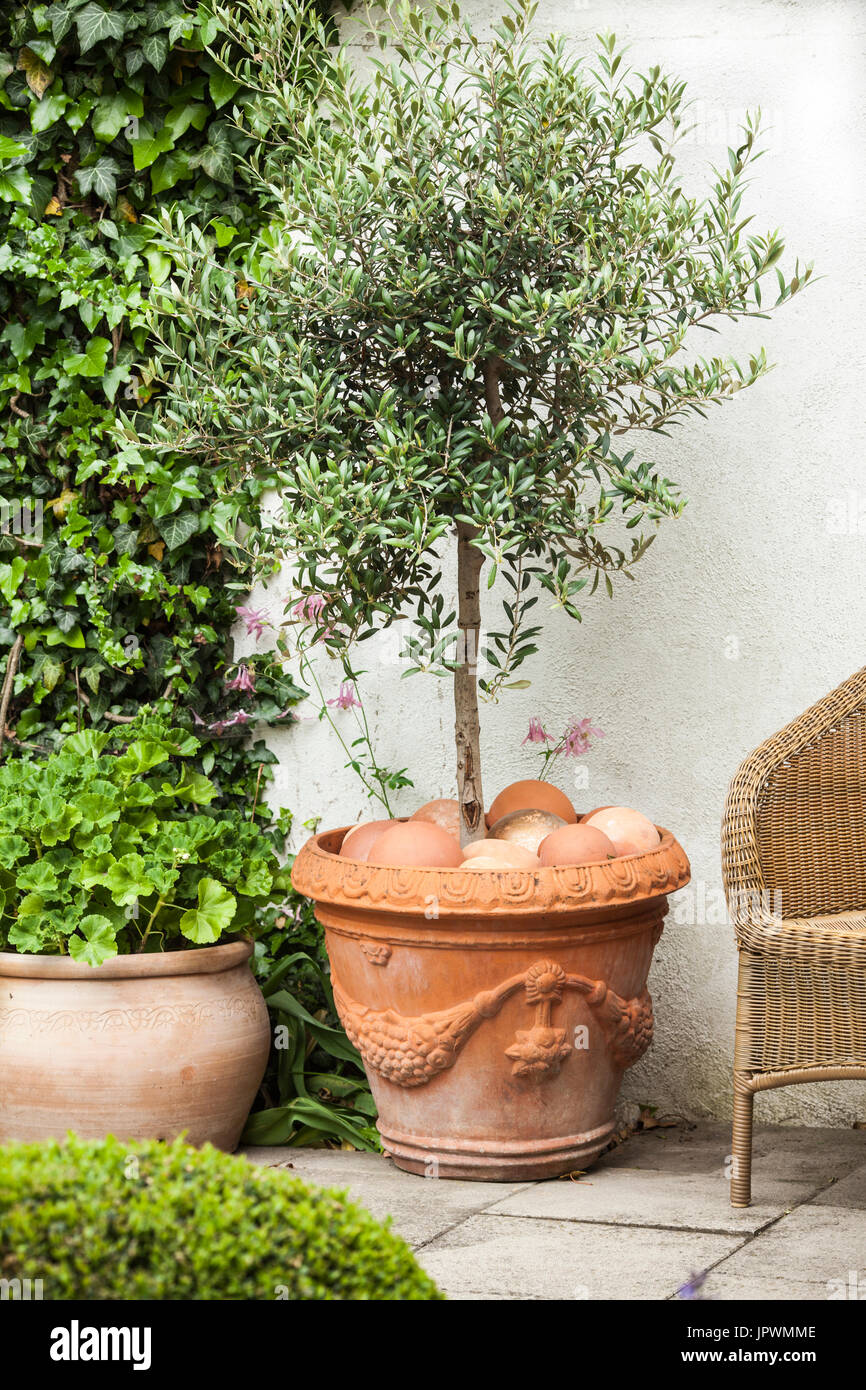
[238,0,866,1125]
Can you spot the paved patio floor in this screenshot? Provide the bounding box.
[243,1121,866,1300]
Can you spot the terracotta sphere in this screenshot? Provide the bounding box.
[486,779,577,828]
[538,822,617,867]
[462,838,540,870]
[339,819,400,862]
[579,805,613,823]
[367,821,463,869]
[584,807,660,856]
[410,798,461,841]
[488,808,567,855]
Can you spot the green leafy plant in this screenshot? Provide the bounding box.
[137,0,812,842]
[0,711,290,962]
[0,2,372,1145]
[247,890,379,1150]
[0,1134,443,1299]
[0,0,314,769]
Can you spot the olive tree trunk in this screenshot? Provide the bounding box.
[454,521,485,846]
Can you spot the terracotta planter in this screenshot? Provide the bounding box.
[0,940,270,1151]
[293,826,690,1180]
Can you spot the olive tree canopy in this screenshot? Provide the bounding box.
[132,0,811,839]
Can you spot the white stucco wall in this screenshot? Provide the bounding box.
[237,0,866,1125]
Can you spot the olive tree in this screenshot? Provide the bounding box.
[132,0,811,842]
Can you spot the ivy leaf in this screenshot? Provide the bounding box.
[143,245,172,286]
[31,89,69,133]
[41,655,64,692]
[179,877,237,944]
[75,4,127,55]
[158,510,199,550]
[69,914,117,967]
[0,166,32,203]
[131,123,174,171]
[0,558,26,602]
[75,157,118,203]
[209,69,240,110]
[0,135,27,159]
[91,92,132,143]
[193,139,233,184]
[140,32,169,70]
[17,46,54,98]
[63,335,110,378]
[164,102,208,141]
[49,5,75,44]
[150,150,190,195]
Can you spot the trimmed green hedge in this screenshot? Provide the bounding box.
[0,1134,442,1300]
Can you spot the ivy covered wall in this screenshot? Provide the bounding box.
[0,0,303,803]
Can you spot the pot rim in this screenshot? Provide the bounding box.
[291,825,690,917]
[0,938,253,981]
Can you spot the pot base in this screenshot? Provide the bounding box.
[378,1119,615,1181]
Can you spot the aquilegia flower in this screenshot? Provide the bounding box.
[327,681,361,711]
[290,593,327,624]
[235,605,269,640]
[676,1269,710,1300]
[225,663,256,694]
[523,717,554,745]
[562,717,604,757]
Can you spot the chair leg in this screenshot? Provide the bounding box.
[731,1075,755,1207]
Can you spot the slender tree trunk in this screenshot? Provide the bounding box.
[454,521,485,846]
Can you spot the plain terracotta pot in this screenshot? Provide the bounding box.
[0,940,270,1151]
[293,826,690,1180]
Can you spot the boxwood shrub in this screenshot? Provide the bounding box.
[0,1135,443,1301]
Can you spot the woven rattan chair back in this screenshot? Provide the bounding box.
[756,709,866,917]
[722,665,866,1206]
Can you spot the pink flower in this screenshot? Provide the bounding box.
[327,681,361,711]
[290,594,327,624]
[235,605,269,640]
[523,717,554,746]
[209,710,252,735]
[225,663,256,694]
[562,717,605,757]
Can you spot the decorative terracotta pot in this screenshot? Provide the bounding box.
[293,826,690,1180]
[0,940,270,1151]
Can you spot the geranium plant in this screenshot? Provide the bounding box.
[131,0,811,842]
[0,714,289,964]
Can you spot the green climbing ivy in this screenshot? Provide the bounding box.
[0,0,304,796]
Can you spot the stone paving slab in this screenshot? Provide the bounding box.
[240,1123,866,1301]
[485,1166,813,1235]
[243,1146,533,1248]
[414,1213,741,1300]
[713,1204,866,1288]
[811,1163,866,1210]
[598,1122,866,1185]
[694,1273,839,1302]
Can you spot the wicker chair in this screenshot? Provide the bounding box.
[721,665,866,1207]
